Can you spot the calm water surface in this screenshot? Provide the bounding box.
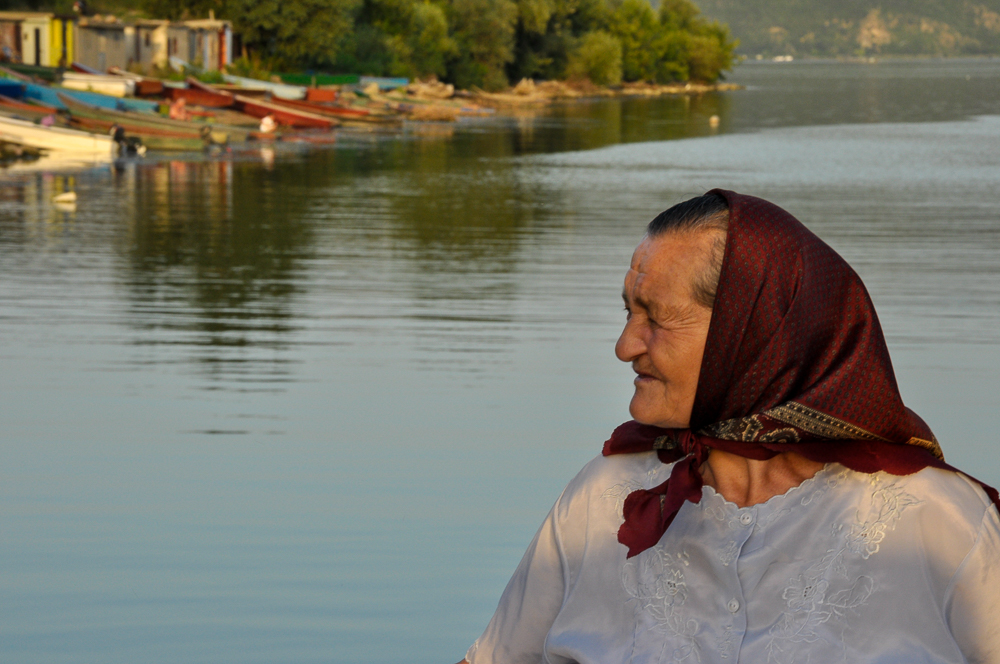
[2,59,1000,663]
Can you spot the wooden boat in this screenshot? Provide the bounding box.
[61,72,136,98]
[58,93,248,142]
[168,78,235,108]
[0,114,116,157]
[222,74,307,100]
[359,76,409,91]
[0,79,25,99]
[233,95,337,129]
[68,117,210,151]
[267,96,372,118]
[209,85,269,97]
[0,94,61,121]
[70,62,101,74]
[305,88,338,103]
[26,83,161,113]
[107,68,165,97]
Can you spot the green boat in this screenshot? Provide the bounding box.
[59,93,246,143]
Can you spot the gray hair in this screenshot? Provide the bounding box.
[646,193,729,309]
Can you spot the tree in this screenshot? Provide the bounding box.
[565,30,622,84]
[446,0,518,90]
[229,0,362,70]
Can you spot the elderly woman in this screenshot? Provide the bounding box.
[460,191,1000,664]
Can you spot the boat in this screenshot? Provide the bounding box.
[222,74,307,100]
[167,78,235,108]
[58,93,246,142]
[107,68,165,97]
[0,114,116,157]
[359,76,409,91]
[0,94,61,122]
[26,83,161,113]
[68,117,211,151]
[267,96,373,118]
[0,79,25,99]
[233,95,337,129]
[61,72,136,98]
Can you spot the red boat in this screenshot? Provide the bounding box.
[305,88,338,103]
[268,96,371,119]
[107,67,165,97]
[166,78,235,108]
[234,95,337,129]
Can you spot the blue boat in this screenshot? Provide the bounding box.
[359,76,409,91]
[24,83,161,113]
[0,79,24,99]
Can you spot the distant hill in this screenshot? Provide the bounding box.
[691,0,1000,56]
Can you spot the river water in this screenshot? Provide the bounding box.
[2,59,999,663]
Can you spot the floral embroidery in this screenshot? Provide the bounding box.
[846,482,921,558]
[764,474,917,663]
[718,541,740,567]
[622,548,700,663]
[603,480,644,520]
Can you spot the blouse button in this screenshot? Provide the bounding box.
[739,512,754,525]
[727,599,741,613]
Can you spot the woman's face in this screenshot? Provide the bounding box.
[616,231,717,429]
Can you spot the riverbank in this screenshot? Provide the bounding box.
[467,78,743,108]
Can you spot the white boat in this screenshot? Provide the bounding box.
[60,72,136,98]
[0,115,117,158]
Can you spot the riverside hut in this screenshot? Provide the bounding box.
[0,12,53,66]
[76,16,128,72]
[181,16,232,71]
[130,19,169,70]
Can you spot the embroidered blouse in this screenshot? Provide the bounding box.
[465,454,1000,664]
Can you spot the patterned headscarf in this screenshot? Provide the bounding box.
[604,190,999,558]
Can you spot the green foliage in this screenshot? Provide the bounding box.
[447,0,519,89]
[566,30,622,84]
[142,0,226,20]
[229,0,362,70]
[408,2,457,77]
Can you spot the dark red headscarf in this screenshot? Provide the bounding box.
[604,190,999,558]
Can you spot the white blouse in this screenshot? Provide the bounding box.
[466,454,1000,664]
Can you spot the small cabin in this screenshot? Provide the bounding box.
[130,19,169,70]
[76,16,128,72]
[181,18,232,71]
[0,11,53,66]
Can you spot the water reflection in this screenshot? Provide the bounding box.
[114,158,320,384]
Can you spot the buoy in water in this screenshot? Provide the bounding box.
[709,115,720,128]
[53,192,77,204]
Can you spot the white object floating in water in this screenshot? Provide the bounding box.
[53,192,77,204]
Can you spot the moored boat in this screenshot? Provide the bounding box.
[58,93,249,142]
[26,83,161,113]
[169,78,236,107]
[0,94,61,122]
[234,95,337,129]
[61,72,136,98]
[107,68,166,97]
[0,114,116,157]
[222,74,307,100]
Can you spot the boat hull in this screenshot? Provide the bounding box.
[234,95,335,129]
[0,114,115,157]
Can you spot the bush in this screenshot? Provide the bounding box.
[566,31,622,85]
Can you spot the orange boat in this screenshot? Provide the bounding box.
[234,95,337,129]
[268,96,372,119]
[166,78,235,108]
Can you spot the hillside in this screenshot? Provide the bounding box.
[691,0,1000,56]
